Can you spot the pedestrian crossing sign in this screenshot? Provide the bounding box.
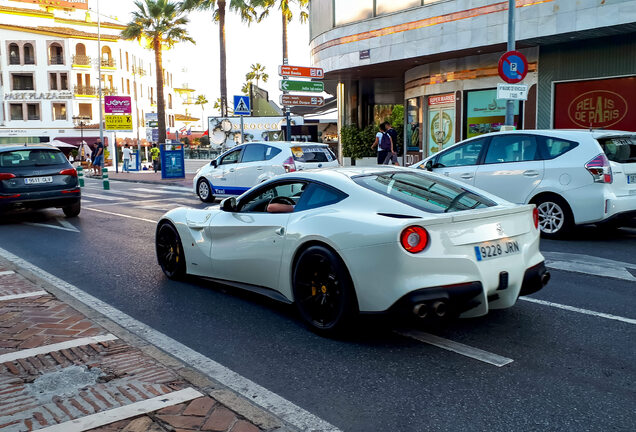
[233,95,251,115]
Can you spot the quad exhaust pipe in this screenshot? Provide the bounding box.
[413,300,448,319]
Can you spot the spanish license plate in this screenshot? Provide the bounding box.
[474,240,520,262]
[24,176,53,185]
[627,174,636,184]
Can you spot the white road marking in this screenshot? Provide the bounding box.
[132,187,185,195]
[38,387,203,432]
[83,207,156,223]
[56,218,79,232]
[82,193,124,201]
[0,290,48,301]
[159,185,192,192]
[0,334,117,363]
[0,247,342,432]
[543,251,636,282]
[22,222,79,233]
[520,297,636,325]
[396,330,514,367]
[0,270,15,276]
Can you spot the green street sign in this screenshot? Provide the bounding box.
[279,80,324,93]
[147,121,159,127]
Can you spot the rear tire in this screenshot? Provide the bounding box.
[63,201,81,218]
[292,245,358,335]
[533,195,573,239]
[197,178,214,203]
[156,222,186,280]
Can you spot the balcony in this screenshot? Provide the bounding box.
[74,85,97,96]
[24,56,35,65]
[102,87,118,96]
[73,55,91,66]
[132,66,146,76]
[101,58,116,68]
[9,57,20,65]
[49,55,64,65]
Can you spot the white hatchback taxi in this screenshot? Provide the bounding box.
[413,130,636,238]
[193,142,339,202]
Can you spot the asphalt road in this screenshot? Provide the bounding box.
[1,178,634,432]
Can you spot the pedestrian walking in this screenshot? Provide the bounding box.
[384,122,400,166]
[92,139,104,176]
[150,143,160,173]
[122,144,132,173]
[371,122,393,165]
[67,152,74,165]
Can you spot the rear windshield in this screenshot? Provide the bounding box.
[354,171,497,213]
[597,136,636,163]
[0,149,67,168]
[291,146,335,163]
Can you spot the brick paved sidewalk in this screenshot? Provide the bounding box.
[0,265,280,432]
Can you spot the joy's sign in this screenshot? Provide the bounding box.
[105,96,132,114]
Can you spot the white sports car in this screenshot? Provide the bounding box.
[156,167,549,334]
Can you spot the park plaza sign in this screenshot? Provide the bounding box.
[4,91,73,100]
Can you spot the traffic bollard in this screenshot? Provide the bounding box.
[77,165,84,187]
[102,167,110,190]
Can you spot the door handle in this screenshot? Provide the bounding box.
[228,168,235,173]
[443,172,450,176]
[275,227,285,236]
[523,170,539,177]
[256,167,263,171]
[460,174,473,180]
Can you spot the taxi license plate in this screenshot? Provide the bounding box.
[627,174,636,184]
[25,176,53,185]
[474,240,520,262]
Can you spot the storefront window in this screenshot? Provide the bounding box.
[427,94,456,156]
[406,98,421,152]
[335,0,373,26]
[376,0,421,15]
[465,89,520,139]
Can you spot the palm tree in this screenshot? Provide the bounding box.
[194,94,208,130]
[122,0,194,145]
[245,63,268,88]
[214,97,233,115]
[252,0,308,63]
[181,0,257,117]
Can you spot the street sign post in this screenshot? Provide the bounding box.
[105,114,133,131]
[496,83,529,100]
[279,80,324,92]
[233,95,251,144]
[278,65,324,79]
[280,95,325,107]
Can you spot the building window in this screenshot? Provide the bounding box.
[126,79,130,95]
[52,103,67,120]
[78,103,92,120]
[10,104,23,121]
[74,43,90,66]
[101,45,114,67]
[23,43,35,64]
[8,43,20,65]
[335,0,373,26]
[12,73,34,90]
[27,104,40,120]
[49,42,64,65]
[168,94,172,109]
[50,73,58,90]
[49,73,69,90]
[125,52,129,71]
[60,73,68,90]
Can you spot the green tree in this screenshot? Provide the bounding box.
[194,94,208,130]
[245,62,268,87]
[213,97,233,115]
[252,0,308,62]
[241,81,251,95]
[122,0,194,145]
[181,0,258,117]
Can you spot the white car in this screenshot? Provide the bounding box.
[412,130,636,238]
[156,167,549,334]
[193,141,339,202]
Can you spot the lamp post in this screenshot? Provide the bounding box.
[72,115,90,161]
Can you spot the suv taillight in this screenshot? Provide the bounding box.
[59,168,77,177]
[0,173,16,181]
[283,156,296,173]
[585,154,612,184]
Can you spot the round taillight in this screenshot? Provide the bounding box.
[532,207,539,230]
[400,226,429,253]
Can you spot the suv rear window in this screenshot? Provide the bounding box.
[291,146,335,163]
[354,171,496,213]
[0,149,66,167]
[597,136,636,163]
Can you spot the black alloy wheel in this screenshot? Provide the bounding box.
[156,222,186,280]
[62,201,81,218]
[292,245,357,334]
[197,178,214,203]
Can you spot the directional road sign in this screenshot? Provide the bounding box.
[279,80,324,93]
[279,65,324,79]
[280,95,325,107]
[105,114,133,131]
[498,51,528,84]
[233,95,251,115]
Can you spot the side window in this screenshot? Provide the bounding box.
[540,137,579,160]
[264,146,282,161]
[297,183,347,211]
[220,148,242,165]
[484,135,538,164]
[241,144,266,163]
[436,139,486,168]
[238,182,307,213]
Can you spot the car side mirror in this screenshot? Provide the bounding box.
[211,159,217,168]
[424,160,433,171]
[220,197,236,212]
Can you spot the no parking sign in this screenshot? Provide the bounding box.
[498,51,528,84]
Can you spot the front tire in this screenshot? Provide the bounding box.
[534,195,573,239]
[197,178,214,203]
[63,201,81,218]
[156,222,186,280]
[292,245,357,335]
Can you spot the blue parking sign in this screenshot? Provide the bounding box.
[233,96,251,115]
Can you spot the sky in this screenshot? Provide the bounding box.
[99,0,312,120]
